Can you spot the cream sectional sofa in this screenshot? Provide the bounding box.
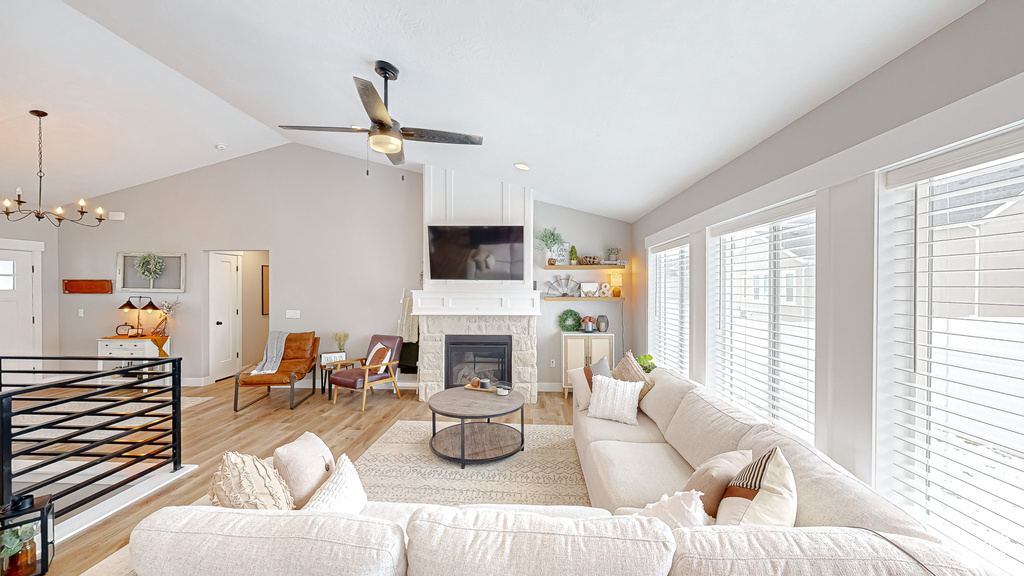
[128,367,1001,576]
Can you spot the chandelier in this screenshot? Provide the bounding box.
[3,110,105,227]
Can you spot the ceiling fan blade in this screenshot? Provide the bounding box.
[401,127,483,145]
[278,125,368,133]
[353,77,392,127]
[386,148,405,166]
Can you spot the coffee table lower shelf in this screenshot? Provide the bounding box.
[429,421,524,469]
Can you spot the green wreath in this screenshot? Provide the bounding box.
[558,309,582,332]
[135,253,165,281]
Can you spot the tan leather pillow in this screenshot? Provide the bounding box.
[283,331,315,360]
[682,449,752,517]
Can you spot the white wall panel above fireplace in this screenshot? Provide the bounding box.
[411,290,542,316]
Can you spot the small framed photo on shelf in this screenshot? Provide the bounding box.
[580,282,599,297]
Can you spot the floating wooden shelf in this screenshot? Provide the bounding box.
[543,296,624,301]
[543,264,626,270]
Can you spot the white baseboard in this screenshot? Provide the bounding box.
[182,376,214,387]
[537,380,565,393]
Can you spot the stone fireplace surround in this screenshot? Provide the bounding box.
[418,315,538,403]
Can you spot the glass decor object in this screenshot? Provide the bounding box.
[0,495,54,576]
[596,315,609,332]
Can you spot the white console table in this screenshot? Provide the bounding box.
[97,336,171,372]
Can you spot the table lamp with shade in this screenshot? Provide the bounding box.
[609,272,623,297]
[117,296,160,336]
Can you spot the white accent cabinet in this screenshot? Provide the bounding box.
[96,337,171,371]
[561,333,614,398]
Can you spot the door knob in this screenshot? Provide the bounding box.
[216,321,223,325]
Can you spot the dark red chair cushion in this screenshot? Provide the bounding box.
[329,368,391,390]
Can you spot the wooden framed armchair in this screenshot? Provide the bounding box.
[234,331,319,411]
[328,335,402,411]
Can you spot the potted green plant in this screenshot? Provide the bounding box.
[1,525,36,576]
[636,354,657,373]
[569,245,578,266]
[535,227,564,264]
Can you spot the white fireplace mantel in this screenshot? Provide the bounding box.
[411,290,542,316]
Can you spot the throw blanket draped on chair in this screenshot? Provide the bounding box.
[252,330,289,375]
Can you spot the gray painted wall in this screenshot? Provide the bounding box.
[56,143,422,382]
[240,250,270,366]
[533,201,633,385]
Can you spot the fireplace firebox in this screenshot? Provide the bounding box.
[444,335,513,389]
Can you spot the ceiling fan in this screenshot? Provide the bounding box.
[279,60,483,166]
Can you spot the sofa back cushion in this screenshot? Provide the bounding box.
[664,386,769,469]
[130,506,406,576]
[406,507,675,576]
[670,525,992,576]
[738,427,939,542]
[638,368,696,433]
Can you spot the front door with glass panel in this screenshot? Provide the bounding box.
[0,249,36,363]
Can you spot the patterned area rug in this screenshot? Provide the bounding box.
[354,420,590,507]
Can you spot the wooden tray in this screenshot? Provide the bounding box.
[463,384,494,393]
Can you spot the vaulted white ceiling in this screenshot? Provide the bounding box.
[2,0,982,221]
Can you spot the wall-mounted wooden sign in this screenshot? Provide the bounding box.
[63,279,113,294]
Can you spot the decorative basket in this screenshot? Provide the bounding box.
[579,256,601,265]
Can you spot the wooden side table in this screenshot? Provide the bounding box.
[321,354,357,398]
[427,387,525,469]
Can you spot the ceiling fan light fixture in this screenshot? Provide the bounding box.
[369,125,403,154]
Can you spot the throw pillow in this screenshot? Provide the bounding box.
[636,490,713,529]
[208,451,294,510]
[273,432,334,508]
[303,454,368,514]
[367,342,392,374]
[587,374,644,425]
[682,450,753,517]
[611,350,655,401]
[567,366,592,411]
[716,447,797,527]
[583,355,613,389]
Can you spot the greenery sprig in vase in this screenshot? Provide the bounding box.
[1,525,36,575]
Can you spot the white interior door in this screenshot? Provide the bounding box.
[0,249,37,382]
[209,252,241,381]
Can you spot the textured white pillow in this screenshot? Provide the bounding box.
[587,374,644,425]
[303,454,368,514]
[208,451,294,510]
[567,366,591,411]
[273,432,334,508]
[637,490,714,530]
[716,447,797,527]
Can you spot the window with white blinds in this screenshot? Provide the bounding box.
[651,242,690,375]
[711,210,816,442]
[878,151,1024,574]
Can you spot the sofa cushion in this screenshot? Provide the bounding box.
[208,452,293,510]
[574,410,664,472]
[585,441,695,512]
[130,506,406,576]
[637,490,713,530]
[738,426,939,542]
[274,432,334,508]
[587,374,644,425]
[458,503,612,519]
[639,368,697,433]
[405,507,675,576]
[664,386,769,469]
[611,350,656,400]
[568,367,592,411]
[282,331,316,361]
[670,525,994,576]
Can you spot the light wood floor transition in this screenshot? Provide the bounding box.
[55,381,573,575]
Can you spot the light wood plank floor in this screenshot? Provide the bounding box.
[55,380,573,575]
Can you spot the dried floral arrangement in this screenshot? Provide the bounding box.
[332,331,350,352]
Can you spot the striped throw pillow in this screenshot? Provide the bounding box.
[716,446,797,527]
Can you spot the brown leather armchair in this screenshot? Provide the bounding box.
[234,331,319,411]
[329,335,402,411]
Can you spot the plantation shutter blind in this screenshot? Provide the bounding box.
[651,241,690,375]
[712,209,816,442]
[880,151,1024,573]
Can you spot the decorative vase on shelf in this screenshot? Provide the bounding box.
[597,315,609,332]
[570,260,577,266]
[5,541,36,576]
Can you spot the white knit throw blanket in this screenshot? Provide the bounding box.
[252,331,288,374]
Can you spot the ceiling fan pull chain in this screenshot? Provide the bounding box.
[366,136,370,176]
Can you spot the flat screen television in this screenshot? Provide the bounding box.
[428,226,525,281]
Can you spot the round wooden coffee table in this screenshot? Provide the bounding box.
[427,387,525,469]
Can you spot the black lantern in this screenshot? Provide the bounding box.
[0,495,54,576]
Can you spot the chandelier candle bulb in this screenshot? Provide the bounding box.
[16,187,22,197]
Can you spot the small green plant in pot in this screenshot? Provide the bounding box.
[636,354,657,373]
[536,227,565,264]
[1,524,37,572]
[569,245,578,265]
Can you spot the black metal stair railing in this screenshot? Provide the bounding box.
[0,356,182,518]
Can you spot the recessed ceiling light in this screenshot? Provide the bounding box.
[513,162,530,171]
[214,143,228,150]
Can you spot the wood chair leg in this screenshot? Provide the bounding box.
[361,386,368,411]
[392,380,402,399]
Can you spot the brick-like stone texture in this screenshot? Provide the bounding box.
[418,315,538,403]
